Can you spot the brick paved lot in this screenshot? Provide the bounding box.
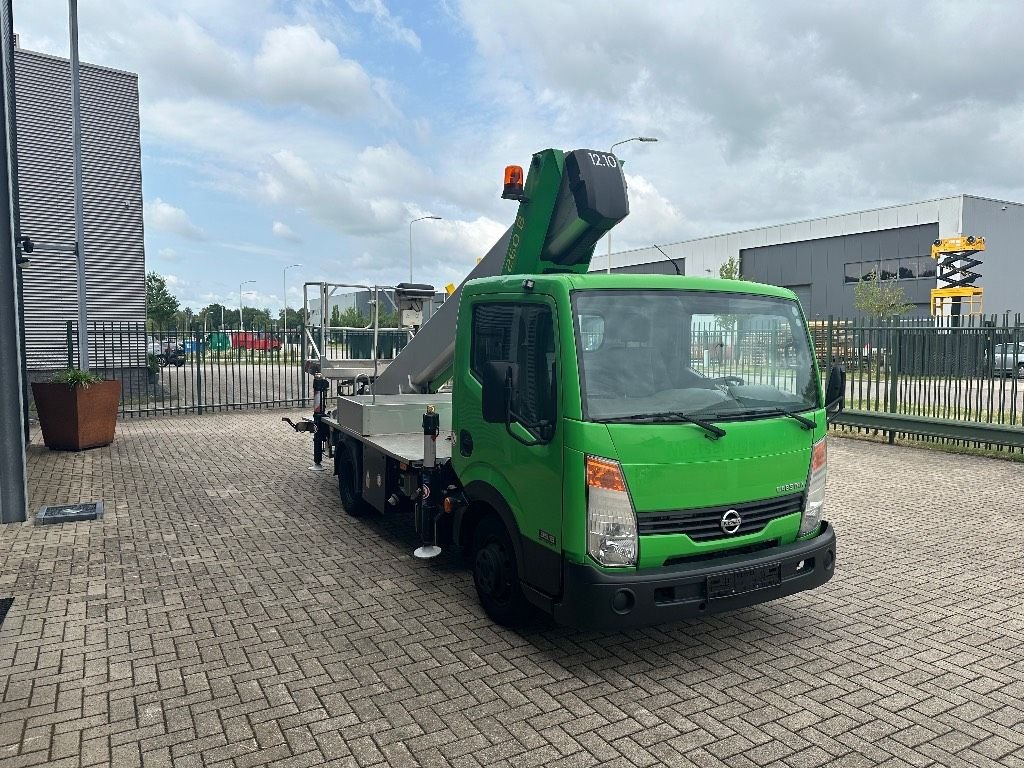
[1,411,1022,767]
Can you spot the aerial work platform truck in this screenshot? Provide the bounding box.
[288,147,843,629]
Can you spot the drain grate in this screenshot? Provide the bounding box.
[35,501,104,525]
[0,598,12,629]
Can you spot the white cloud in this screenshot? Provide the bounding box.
[253,25,389,117]
[156,247,180,262]
[271,221,301,242]
[347,0,422,51]
[145,199,206,240]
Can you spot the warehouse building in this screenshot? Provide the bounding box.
[607,195,1024,318]
[14,45,146,371]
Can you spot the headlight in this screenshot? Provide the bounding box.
[800,437,827,537]
[586,455,637,567]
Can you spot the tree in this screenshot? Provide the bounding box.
[198,303,236,328]
[718,254,745,281]
[146,272,179,327]
[854,271,913,318]
[338,306,368,327]
[715,254,748,331]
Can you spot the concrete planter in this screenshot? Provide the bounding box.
[31,379,121,451]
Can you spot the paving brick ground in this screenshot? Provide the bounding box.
[1,411,1022,768]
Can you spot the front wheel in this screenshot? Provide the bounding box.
[1017,363,1024,379]
[472,514,532,627]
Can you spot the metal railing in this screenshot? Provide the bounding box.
[812,314,1024,450]
[61,321,311,417]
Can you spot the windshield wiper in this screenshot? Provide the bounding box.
[596,411,727,440]
[724,406,816,430]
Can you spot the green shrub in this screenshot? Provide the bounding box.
[49,369,104,388]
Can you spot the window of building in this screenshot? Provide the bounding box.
[845,255,937,283]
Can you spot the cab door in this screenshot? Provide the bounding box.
[453,295,564,597]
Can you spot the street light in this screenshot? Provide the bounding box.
[409,215,442,283]
[239,279,255,330]
[606,136,658,273]
[282,264,301,345]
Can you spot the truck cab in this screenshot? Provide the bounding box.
[451,273,837,628]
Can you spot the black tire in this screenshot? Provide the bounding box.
[472,514,532,627]
[337,456,370,517]
[1017,363,1024,379]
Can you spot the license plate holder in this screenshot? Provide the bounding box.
[706,563,782,600]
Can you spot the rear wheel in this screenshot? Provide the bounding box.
[1017,363,1024,379]
[472,514,532,627]
[337,456,370,517]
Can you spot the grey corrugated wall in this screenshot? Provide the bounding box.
[14,48,145,369]
[740,224,940,319]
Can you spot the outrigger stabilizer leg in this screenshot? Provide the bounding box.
[308,374,332,472]
[414,405,442,559]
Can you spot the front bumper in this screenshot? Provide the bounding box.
[552,522,837,630]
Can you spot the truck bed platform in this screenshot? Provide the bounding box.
[322,417,453,465]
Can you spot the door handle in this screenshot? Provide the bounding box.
[459,430,474,457]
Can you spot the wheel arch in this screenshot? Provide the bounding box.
[457,480,524,564]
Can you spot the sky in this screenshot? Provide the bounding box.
[14,0,1024,313]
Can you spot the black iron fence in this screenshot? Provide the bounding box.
[57,320,412,417]
[812,314,1024,450]
[52,315,1024,449]
[60,321,308,417]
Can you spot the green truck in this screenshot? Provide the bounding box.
[290,147,843,629]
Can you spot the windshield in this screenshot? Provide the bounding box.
[573,289,820,422]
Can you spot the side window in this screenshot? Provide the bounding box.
[471,304,514,381]
[515,304,556,426]
[471,302,556,426]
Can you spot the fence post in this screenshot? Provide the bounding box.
[194,329,204,415]
[887,322,901,444]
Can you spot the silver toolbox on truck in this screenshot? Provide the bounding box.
[335,393,453,436]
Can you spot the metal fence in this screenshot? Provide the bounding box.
[812,314,1024,450]
[61,321,309,416]
[51,315,1024,450]
[56,320,413,417]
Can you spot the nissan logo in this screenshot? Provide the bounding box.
[720,509,742,535]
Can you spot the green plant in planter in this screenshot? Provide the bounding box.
[33,369,120,450]
[146,354,161,375]
[50,368,104,388]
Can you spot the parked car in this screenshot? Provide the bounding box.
[146,336,185,367]
[993,342,1024,378]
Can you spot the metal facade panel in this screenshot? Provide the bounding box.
[961,196,1024,315]
[14,49,145,369]
[740,223,938,318]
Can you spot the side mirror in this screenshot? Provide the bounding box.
[824,364,846,422]
[481,361,517,423]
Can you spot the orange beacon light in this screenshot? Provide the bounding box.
[502,165,524,200]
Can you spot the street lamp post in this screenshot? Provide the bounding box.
[239,280,255,331]
[282,264,301,345]
[606,136,658,273]
[409,216,442,283]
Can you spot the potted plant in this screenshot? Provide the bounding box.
[31,370,121,451]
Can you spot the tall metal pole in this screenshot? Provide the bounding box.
[239,279,254,330]
[69,0,89,369]
[606,137,658,273]
[0,0,28,523]
[283,263,300,343]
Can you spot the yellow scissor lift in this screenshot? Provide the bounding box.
[930,235,985,319]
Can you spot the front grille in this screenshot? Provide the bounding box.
[638,493,803,541]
